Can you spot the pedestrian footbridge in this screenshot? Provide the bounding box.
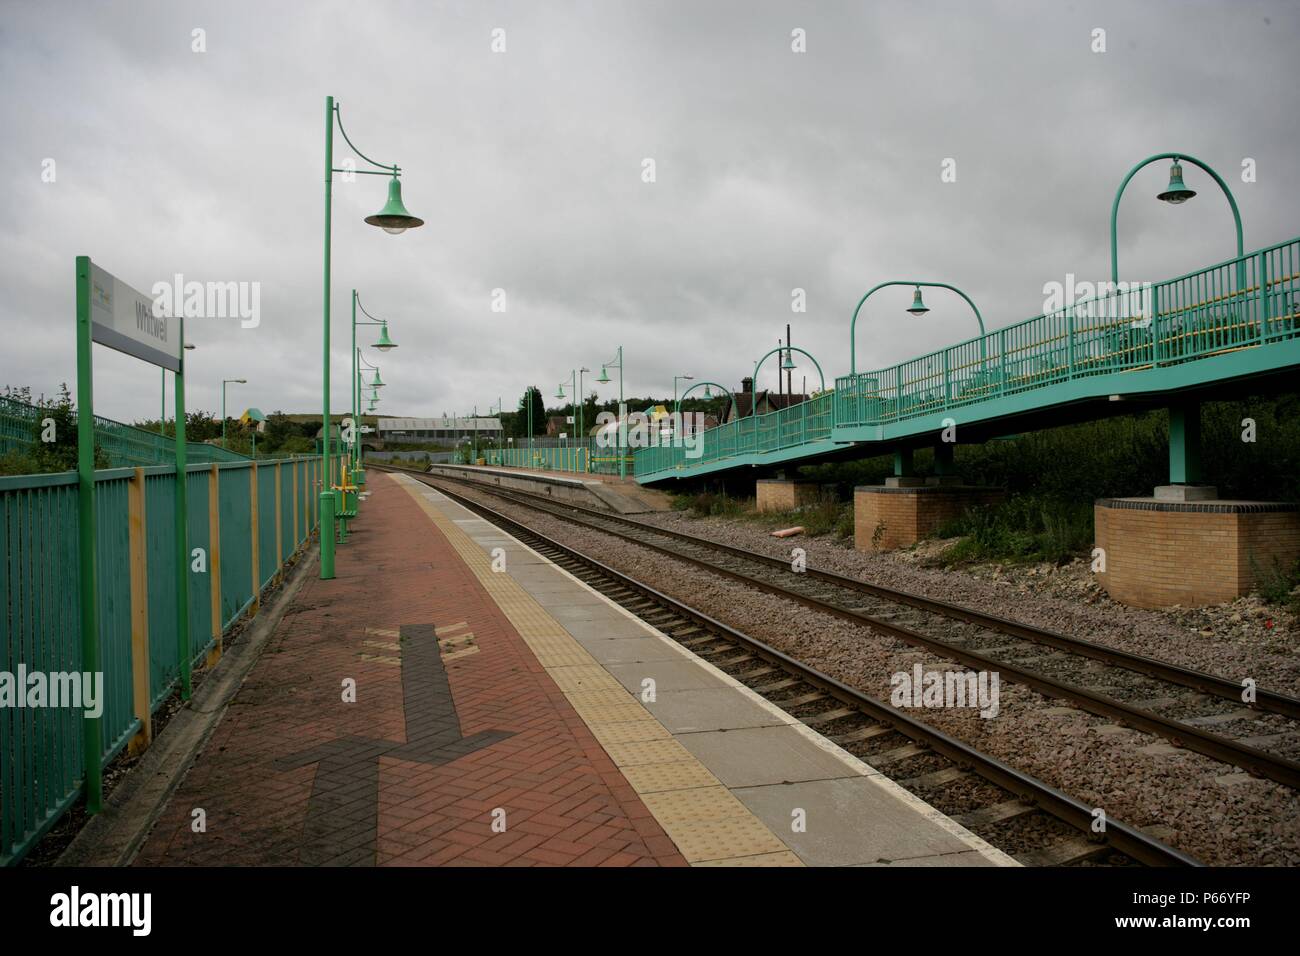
[633,236,1300,484]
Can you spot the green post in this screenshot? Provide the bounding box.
[174,321,192,699]
[617,348,625,479]
[893,447,913,478]
[320,95,336,579]
[1169,401,1202,484]
[577,369,586,473]
[160,368,165,436]
[350,290,357,478]
[74,256,102,814]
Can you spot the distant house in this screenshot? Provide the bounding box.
[723,377,809,423]
[545,415,570,437]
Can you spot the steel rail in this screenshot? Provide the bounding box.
[406,466,1300,721]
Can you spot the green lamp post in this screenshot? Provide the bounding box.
[221,377,246,448]
[1110,153,1244,489]
[752,348,824,410]
[350,290,399,486]
[1109,152,1243,286]
[489,398,504,463]
[849,281,985,376]
[556,371,577,470]
[319,95,422,581]
[596,346,626,477]
[674,380,737,421]
[576,367,590,472]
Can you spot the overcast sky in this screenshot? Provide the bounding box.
[1,0,1296,424]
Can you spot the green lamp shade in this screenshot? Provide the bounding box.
[555,385,565,398]
[703,385,712,398]
[1157,160,1196,204]
[373,323,397,350]
[597,367,610,384]
[907,287,930,316]
[781,353,796,370]
[370,369,385,387]
[365,177,425,234]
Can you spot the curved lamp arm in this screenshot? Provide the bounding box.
[674,380,737,419]
[1110,152,1243,285]
[333,103,401,177]
[355,294,389,326]
[849,281,985,375]
[752,347,825,416]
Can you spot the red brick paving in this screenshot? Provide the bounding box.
[134,473,686,867]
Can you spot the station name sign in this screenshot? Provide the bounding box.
[89,263,181,372]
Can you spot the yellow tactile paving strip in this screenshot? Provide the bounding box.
[396,475,803,866]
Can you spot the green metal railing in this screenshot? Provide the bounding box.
[483,439,636,476]
[1,456,330,865]
[634,391,836,476]
[634,237,1300,479]
[0,395,248,468]
[835,236,1300,429]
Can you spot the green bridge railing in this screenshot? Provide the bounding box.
[484,439,635,476]
[0,396,249,468]
[634,236,1300,479]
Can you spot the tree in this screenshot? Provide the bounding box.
[184,410,222,442]
[581,390,600,436]
[262,411,298,451]
[25,383,108,472]
[514,387,546,438]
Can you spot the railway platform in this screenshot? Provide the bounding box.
[424,461,672,514]
[124,471,1013,867]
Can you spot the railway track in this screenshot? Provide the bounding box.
[390,467,1300,791]
[372,463,1202,866]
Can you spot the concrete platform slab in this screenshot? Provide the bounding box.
[557,617,659,643]
[641,688,785,734]
[734,777,990,866]
[677,726,869,788]
[581,636,691,664]
[605,659,734,693]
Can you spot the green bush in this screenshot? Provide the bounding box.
[1252,555,1300,605]
[0,450,40,476]
[934,495,1092,565]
